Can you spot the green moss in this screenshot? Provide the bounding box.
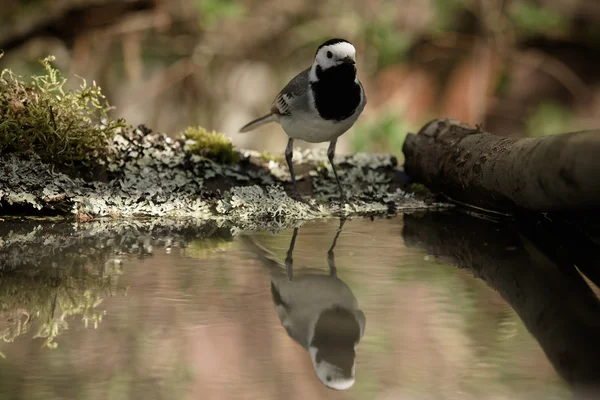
[182,126,240,164]
[258,150,284,164]
[410,183,430,195]
[0,53,128,167]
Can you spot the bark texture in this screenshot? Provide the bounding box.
[402,119,600,212]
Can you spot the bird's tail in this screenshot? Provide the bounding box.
[239,236,286,275]
[239,113,276,133]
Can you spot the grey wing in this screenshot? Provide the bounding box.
[354,309,366,339]
[271,68,310,116]
[360,80,367,105]
[358,79,367,109]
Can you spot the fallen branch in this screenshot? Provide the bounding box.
[402,119,600,212]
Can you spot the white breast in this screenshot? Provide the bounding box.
[280,111,359,143]
[279,88,365,144]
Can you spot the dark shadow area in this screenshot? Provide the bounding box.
[0,202,70,217]
[403,211,600,400]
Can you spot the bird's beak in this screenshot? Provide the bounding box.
[341,57,355,65]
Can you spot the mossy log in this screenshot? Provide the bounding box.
[403,211,600,398]
[402,119,600,212]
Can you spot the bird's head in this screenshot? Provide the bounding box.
[307,306,364,390]
[309,345,356,390]
[310,39,357,81]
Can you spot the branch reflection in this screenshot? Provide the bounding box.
[403,211,600,400]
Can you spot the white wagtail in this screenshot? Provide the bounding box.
[240,219,366,390]
[239,38,367,201]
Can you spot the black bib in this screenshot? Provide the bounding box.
[311,64,361,122]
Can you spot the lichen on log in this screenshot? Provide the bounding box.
[402,118,600,212]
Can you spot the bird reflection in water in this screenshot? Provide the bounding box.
[241,218,365,390]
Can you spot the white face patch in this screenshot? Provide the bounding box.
[310,41,357,81]
[309,346,356,391]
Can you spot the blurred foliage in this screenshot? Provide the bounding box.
[493,70,511,98]
[362,7,410,68]
[509,1,568,37]
[525,101,575,136]
[0,0,51,23]
[0,53,127,167]
[183,126,241,163]
[194,0,247,29]
[432,0,470,32]
[352,113,414,162]
[0,0,595,154]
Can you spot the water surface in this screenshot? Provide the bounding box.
[1,213,599,399]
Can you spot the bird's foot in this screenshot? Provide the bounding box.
[290,190,308,204]
[290,190,320,210]
[335,192,348,205]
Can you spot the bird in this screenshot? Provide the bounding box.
[239,38,367,202]
[240,218,366,390]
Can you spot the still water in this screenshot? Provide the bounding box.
[1,213,599,400]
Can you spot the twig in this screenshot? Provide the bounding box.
[49,105,57,131]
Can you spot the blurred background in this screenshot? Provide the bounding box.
[1,0,599,162]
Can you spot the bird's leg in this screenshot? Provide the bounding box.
[327,140,346,202]
[285,138,302,201]
[327,217,346,277]
[285,227,299,281]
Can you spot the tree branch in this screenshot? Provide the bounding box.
[402,119,600,212]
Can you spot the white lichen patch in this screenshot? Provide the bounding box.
[0,153,213,218]
[214,184,447,234]
[344,152,397,169]
[216,185,330,233]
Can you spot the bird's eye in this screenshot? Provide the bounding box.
[326,376,332,382]
[326,51,333,59]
